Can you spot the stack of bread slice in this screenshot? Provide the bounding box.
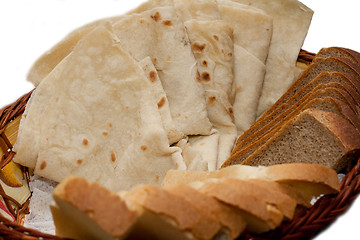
[223,47,360,173]
[50,163,339,240]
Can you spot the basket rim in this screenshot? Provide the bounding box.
[0,50,359,240]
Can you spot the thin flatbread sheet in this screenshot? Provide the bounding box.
[14,27,185,192]
[26,19,123,86]
[229,0,313,116]
[139,57,183,144]
[217,2,272,133]
[112,7,212,136]
[218,0,273,63]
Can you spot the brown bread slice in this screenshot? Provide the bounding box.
[224,95,360,167]
[233,72,360,153]
[241,109,360,172]
[165,184,247,240]
[257,57,360,120]
[232,83,360,153]
[317,47,360,64]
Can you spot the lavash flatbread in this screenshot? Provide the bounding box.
[139,57,183,144]
[173,0,221,21]
[112,7,212,136]
[217,0,272,63]
[26,20,123,86]
[231,46,266,134]
[217,1,272,133]
[14,26,185,192]
[184,19,237,168]
[229,0,313,116]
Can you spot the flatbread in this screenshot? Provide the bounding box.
[232,46,266,134]
[26,19,122,86]
[218,0,273,63]
[173,0,221,21]
[128,0,173,14]
[229,0,313,116]
[177,8,237,168]
[217,1,272,133]
[139,57,183,144]
[112,7,212,136]
[14,26,186,191]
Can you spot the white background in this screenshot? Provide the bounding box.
[0,0,359,239]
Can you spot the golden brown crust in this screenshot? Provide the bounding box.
[220,178,296,220]
[166,184,246,239]
[265,163,340,192]
[198,180,284,228]
[127,185,221,240]
[53,176,139,237]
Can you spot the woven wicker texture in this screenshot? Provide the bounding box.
[0,50,359,239]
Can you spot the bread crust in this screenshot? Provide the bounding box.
[230,83,360,154]
[52,176,139,238]
[233,71,360,154]
[241,109,360,172]
[126,185,222,240]
[166,184,246,240]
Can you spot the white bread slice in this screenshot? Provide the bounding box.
[52,177,224,240]
[193,179,284,234]
[162,163,340,207]
[51,176,139,240]
[165,184,247,239]
[122,184,224,240]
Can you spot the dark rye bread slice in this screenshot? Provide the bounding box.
[240,109,360,173]
[317,47,360,64]
[257,57,360,120]
[231,84,360,154]
[223,95,360,168]
[232,72,360,153]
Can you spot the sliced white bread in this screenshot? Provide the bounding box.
[165,184,247,239]
[51,176,139,240]
[122,184,224,240]
[193,179,285,234]
[162,163,339,207]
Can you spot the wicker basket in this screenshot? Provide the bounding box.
[0,50,359,240]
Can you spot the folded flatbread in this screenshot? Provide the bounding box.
[112,7,212,136]
[26,19,123,86]
[13,26,186,191]
[217,1,272,133]
[229,0,313,116]
[173,1,237,168]
[139,57,183,144]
